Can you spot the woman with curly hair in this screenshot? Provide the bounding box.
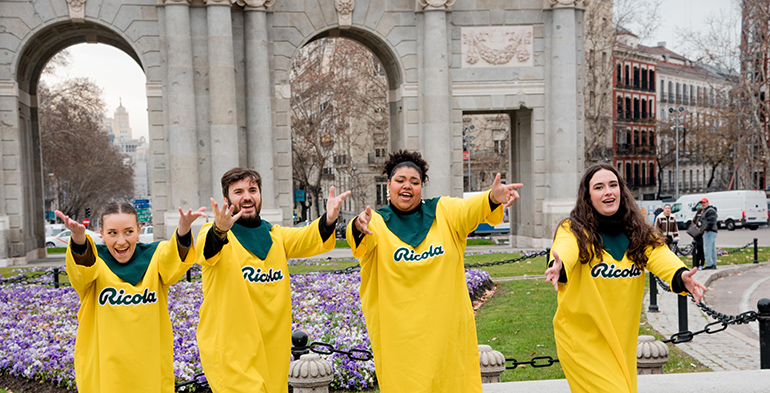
[545,163,706,393]
[347,150,523,393]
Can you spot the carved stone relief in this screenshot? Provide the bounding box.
[461,26,534,68]
[547,0,590,9]
[66,0,85,22]
[335,0,354,28]
[233,0,275,9]
[418,0,455,10]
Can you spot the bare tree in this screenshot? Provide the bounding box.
[583,0,661,165]
[290,38,388,220]
[39,77,134,219]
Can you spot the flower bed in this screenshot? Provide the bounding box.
[0,266,493,391]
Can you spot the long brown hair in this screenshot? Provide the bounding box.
[562,163,663,270]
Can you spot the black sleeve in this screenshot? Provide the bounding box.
[70,239,96,267]
[318,213,337,242]
[671,267,689,294]
[176,230,193,260]
[203,227,229,260]
[351,217,366,248]
[548,259,568,283]
[488,193,501,211]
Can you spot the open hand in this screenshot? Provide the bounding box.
[177,206,207,237]
[54,210,87,245]
[489,173,524,208]
[354,206,373,236]
[544,251,563,292]
[326,186,351,226]
[682,267,708,303]
[210,198,242,233]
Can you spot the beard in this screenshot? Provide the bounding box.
[226,197,262,224]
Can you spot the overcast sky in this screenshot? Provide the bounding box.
[39,1,742,140]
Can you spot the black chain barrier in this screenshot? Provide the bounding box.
[505,355,559,370]
[721,241,755,255]
[653,275,759,344]
[174,373,208,391]
[464,249,550,269]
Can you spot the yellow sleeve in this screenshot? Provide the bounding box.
[277,218,335,259]
[549,221,581,281]
[346,216,378,261]
[158,229,196,286]
[196,223,222,267]
[646,244,689,295]
[65,235,100,295]
[443,190,504,237]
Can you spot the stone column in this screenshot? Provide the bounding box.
[418,0,454,197]
[542,0,587,231]
[240,0,280,221]
[206,0,240,198]
[288,353,334,392]
[636,335,669,374]
[163,0,199,210]
[478,345,506,383]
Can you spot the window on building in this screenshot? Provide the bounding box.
[616,64,622,85]
[625,97,632,119]
[633,98,640,119]
[641,163,647,186]
[668,81,674,102]
[649,69,655,90]
[641,67,647,89]
[649,162,656,185]
[668,170,672,190]
[626,163,633,184]
[375,178,388,206]
[641,98,647,118]
[616,95,623,117]
[690,170,693,190]
[617,162,623,177]
[625,65,630,86]
[683,84,688,104]
[633,66,640,88]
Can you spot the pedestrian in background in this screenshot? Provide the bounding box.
[654,204,679,249]
[545,163,706,393]
[700,197,719,270]
[691,207,705,269]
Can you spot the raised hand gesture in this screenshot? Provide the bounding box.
[54,210,87,245]
[354,206,374,236]
[488,173,524,208]
[325,186,351,226]
[681,267,708,303]
[210,197,242,233]
[177,206,207,237]
[544,251,563,292]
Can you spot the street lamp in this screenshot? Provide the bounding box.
[669,106,685,199]
[351,166,357,214]
[462,124,475,192]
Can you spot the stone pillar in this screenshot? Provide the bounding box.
[636,335,669,374]
[163,0,199,211]
[206,0,240,198]
[288,353,334,392]
[418,0,454,198]
[542,0,586,231]
[241,0,281,221]
[478,345,506,383]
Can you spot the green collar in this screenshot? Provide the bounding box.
[97,242,161,285]
[230,220,274,260]
[376,197,440,248]
[599,231,629,261]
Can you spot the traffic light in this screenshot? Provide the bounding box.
[85,207,91,218]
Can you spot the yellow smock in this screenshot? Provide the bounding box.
[550,220,687,393]
[196,219,335,393]
[346,191,502,393]
[66,233,194,393]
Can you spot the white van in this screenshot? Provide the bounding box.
[672,190,768,231]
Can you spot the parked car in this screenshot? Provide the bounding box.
[672,190,768,231]
[46,229,103,248]
[139,226,154,243]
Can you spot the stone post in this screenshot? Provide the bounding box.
[636,335,669,374]
[478,345,506,383]
[418,0,454,198]
[542,0,587,231]
[241,0,280,221]
[288,353,334,392]
[163,0,200,211]
[206,0,240,198]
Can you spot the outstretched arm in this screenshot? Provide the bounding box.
[544,251,564,292]
[54,210,87,245]
[681,267,708,303]
[175,206,207,260]
[325,186,351,226]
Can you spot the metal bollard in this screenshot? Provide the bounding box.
[678,293,688,333]
[186,270,192,282]
[759,298,770,369]
[648,273,659,312]
[53,267,60,288]
[754,238,759,264]
[291,330,310,361]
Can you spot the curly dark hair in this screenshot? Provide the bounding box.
[382,150,429,183]
[563,163,663,270]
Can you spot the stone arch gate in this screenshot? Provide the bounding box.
[0,0,586,265]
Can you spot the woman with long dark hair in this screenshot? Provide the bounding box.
[545,163,706,393]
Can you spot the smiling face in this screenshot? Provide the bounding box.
[589,169,621,217]
[100,213,140,264]
[226,178,262,220]
[388,166,422,212]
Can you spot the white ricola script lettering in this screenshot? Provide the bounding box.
[393,244,445,263]
[242,266,285,284]
[98,287,158,306]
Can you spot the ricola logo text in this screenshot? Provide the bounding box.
[590,262,642,279]
[393,244,445,262]
[98,287,158,306]
[242,266,285,284]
